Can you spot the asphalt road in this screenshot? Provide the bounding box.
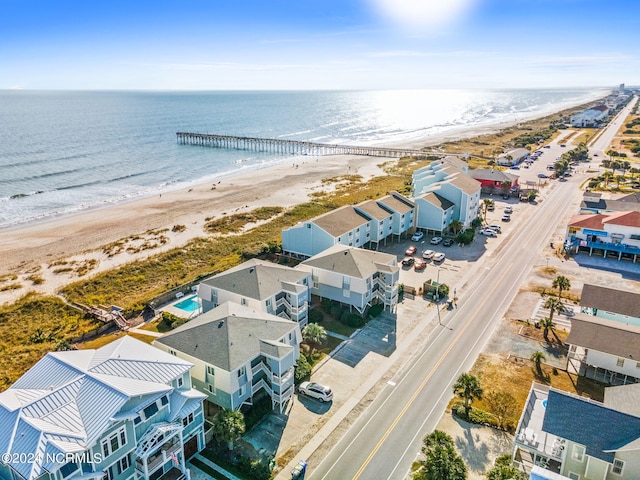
[308,97,637,480]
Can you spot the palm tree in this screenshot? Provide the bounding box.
[482,199,494,223]
[452,372,483,413]
[530,351,546,374]
[552,275,571,299]
[543,296,564,324]
[302,323,327,351]
[449,219,463,235]
[539,317,556,342]
[603,171,614,187]
[630,167,640,180]
[212,410,245,450]
[415,430,467,480]
[615,175,626,188]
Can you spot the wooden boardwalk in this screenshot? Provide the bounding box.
[176,132,442,158]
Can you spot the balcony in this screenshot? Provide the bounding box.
[136,439,182,475]
[513,384,564,474]
[569,237,640,256]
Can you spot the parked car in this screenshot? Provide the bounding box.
[487,225,502,233]
[405,245,417,256]
[487,204,495,211]
[501,215,511,222]
[538,173,548,178]
[544,145,551,149]
[511,165,520,170]
[433,252,446,262]
[480,229,497,237]
[593,152,599,156]
[422,249,435,259]
[411,231,424,242]
[560,144,566,147]
[299,382,333,402]
[402,256,415,266]
[504,206,513,214]
[430,236,443,245]
[414,258,426,270]
[443,238,454,247]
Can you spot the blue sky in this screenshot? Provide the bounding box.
[1,0,638,90]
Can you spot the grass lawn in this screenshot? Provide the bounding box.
[458,353,606,416]
[317,314,357,338]
[77,331,156,350]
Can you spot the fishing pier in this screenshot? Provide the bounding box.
[176,132,439,158]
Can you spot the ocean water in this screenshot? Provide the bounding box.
[0,88,606,228]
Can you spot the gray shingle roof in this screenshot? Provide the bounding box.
[311,205,370,237]
[566,314,640,360]
[355,200,393,221]
[604,383,640,417]
[580,284,640,318]
[202,259,308,301]
[377,191,415,214]
[543,388,640,463]
[446,172,481,195]
[300,245,398,278]
[419,192,455,210]
[469,169,518,183]
[155,302,297,372]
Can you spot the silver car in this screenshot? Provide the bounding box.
[299,382,333,402]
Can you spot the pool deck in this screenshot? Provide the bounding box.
[160,294,202,319]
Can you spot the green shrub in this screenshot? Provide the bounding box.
[368,303,384,318]
[330,303,344,319]
[456,228,474,245]
[340,311,366,328]
[159,311,188,331]
[308,309,323,324]
[467,407,495,425]
[294,354,312,384]
[321,298,333,310]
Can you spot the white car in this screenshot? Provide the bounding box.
[504,206,513,214]
[422,249,435,259]
[433,252,446,262]
[430,236,443,245]
[480,229,497,237]
[299,382,333,402]
[411,231,424,242]
[487,225,502,233]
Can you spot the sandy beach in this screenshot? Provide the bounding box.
[0,97,601,305]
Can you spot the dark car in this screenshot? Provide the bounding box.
[538,173,548,178]
[402,256,415,266]
[443,238,454,247]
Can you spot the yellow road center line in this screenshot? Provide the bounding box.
[352,264,513,480]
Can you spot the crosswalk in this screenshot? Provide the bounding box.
[530,298,574,331]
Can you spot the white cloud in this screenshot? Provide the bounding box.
[368,0,478,29]
[527,55,632,67]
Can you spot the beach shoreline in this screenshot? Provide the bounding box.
[0,94,605,304]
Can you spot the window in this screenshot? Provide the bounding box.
[101,427,126,458]
[207,366,215,376]
[238,365,246,377]
[143,402,159,420]
[183,412,195,427]
[241,297,248,306]
[208,384,215,394]
[572,445,585,462]
[177,376,183,388]
[160,395,168,406]
[134,416,141,425]
[103,466,114,480]
[266,298,272,308]
[169,349,176,356]
[239,385,246,397]
[616,357,625,367]
[116,455,131,475]
[59,461,78,478]
[612,459,625,475]
[306,223,311,229]
[568,472,580,480]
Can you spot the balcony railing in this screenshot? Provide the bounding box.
[136,439,181,475]
[570,238,640,255]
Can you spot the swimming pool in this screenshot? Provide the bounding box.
[174,294,200,313]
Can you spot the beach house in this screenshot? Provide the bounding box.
[197,259,311,327]
[0,336,206,480]
[414,192,455,235]
[512,382,640,478]
[412,157,481,230]
[153,302,301,414]
[566,313,640,385]
[565,211,640,262]
[297,245,399,314]
[578,284,640,326]
[468,168,519,195]
[496,148,530,167]
[281,191,415,258]
[570,105,609,128]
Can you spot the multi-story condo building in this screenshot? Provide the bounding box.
[412,157,481,230]
[297,245,399,314]
[281,192,415,259]
[0,336,206,480]
[154,302,301,414]
[197,259,311,327]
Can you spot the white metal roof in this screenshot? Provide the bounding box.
[0,336,200,480]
